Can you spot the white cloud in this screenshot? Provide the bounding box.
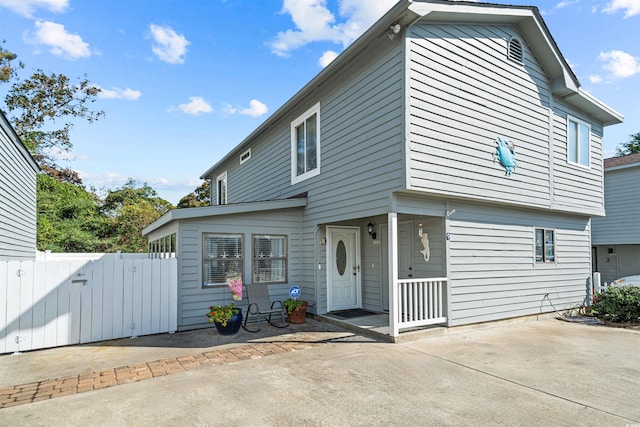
[267,0,396,57]
[240,99,268,117]
[319,50,339,67]
[178,96,212,115]
[28,21,91,60]
[602,0,640,17]
[589,74,604,84]
[77,171,201,197]
[96,86,142,100]
[223,99,268,118]
[148,24,190,64]
[598,50,640,80]
[0,0,68,18]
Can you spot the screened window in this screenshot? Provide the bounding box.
[535,228,555,263]
[216,171,227,205]
[203,233,243,287]
[291,103,320,184]
[567,117,590,167]
[252,235,287,284]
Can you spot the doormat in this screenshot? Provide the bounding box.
[331,309,378,319]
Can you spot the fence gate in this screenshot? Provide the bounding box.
[0,258,177,354]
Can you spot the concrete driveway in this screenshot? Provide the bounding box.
[0,318,638,426]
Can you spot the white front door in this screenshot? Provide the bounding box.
[327,227,361,311]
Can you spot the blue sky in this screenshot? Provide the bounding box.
[0,0,638,204]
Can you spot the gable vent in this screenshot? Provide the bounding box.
[240,148,251,164]
[508,37,523,64]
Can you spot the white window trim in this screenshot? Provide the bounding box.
[240,148,251,165]
[534,227,557,265]
[566,115,591,168]
[291,102,321,185]
[216,171,227,205]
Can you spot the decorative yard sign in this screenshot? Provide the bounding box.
[493,136,516,176]
[289,285,301,299]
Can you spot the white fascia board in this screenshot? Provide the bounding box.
[142,197,307,235]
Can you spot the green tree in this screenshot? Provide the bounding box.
[36,174,110,252]
[0,41,22,82]
[101,180,174,252]
[4,71,104,170]
[177,180,210,208]
[616,132,640,156]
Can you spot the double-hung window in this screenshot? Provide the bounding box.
[252,235,287,284]
[216,171,227,205]
[291,103,320,184]
[203,233,243,287]
[535,228,555,263]
[567,116,590,167]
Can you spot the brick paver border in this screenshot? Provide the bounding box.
[0,341,318,409]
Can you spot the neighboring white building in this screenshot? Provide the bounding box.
[592,153,640,283]
[144,0,622,337]
[0,110,39,260]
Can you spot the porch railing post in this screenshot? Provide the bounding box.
[388,212,399,337]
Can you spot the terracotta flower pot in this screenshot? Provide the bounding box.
[287,301,308,324]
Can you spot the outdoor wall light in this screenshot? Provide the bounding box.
[387,23,402,40]
[367,222,376,240]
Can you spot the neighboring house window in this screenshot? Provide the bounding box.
[203,233,243,287]
[567,116,590,167]
[535,228,555,263]
[240,148,251,165]
[508,37,524,63]
[252,235,287,283]
[291,103,321,184]
[216,171,227,205]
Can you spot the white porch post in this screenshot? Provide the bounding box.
[388,212,399,337]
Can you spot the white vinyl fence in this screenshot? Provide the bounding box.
[0,257,177,354]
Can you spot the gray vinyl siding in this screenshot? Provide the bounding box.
[209,36,406,221]
[407,23,552,209]
[592,165,640,245]
[204,39,406,315]
[550,102,605,214]
[174,208,303,330]
[446,202,590,326]
[0,114,38,260]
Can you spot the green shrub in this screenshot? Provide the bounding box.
[591,286,640,323]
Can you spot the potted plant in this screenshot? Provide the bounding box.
[206,303,243,335]
[283,298,308,324]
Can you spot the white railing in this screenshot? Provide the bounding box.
[0,258,177,354]
[396,277,447,331]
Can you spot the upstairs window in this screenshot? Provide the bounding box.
[567,116,590,167]
[535,228,555,263]
[216,171,227,205]
[508,37,524,64]
[291,103,321,184]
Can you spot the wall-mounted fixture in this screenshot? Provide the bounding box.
[446,209,456,217]
[367,222,377,240]
[387,23,401,40]
[417,220,430,263]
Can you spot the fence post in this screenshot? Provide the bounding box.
[592,272,601,296]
